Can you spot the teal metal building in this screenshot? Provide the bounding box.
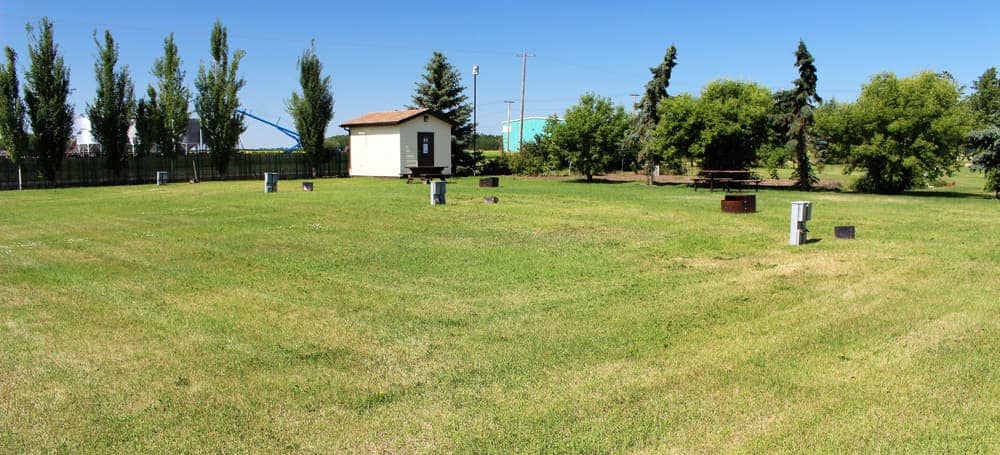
[502,117,562,152]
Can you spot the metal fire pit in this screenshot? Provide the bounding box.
[721,194,756,213]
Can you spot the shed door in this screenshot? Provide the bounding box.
[417,132,434,167]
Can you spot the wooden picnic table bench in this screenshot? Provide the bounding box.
[404,166,448,184]
[693,170,762,192]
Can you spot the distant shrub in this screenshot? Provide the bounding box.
[508,140,563,175]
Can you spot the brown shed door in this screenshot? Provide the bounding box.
[417,132,434,167]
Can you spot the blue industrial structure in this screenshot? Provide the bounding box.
[235,109,301,152]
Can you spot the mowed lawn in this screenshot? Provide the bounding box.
[1,172,998,453]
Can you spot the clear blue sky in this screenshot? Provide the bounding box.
[2,0,998,148]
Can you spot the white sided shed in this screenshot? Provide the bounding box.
[340,108,455,177]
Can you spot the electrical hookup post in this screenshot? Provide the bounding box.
[790,201,813,245]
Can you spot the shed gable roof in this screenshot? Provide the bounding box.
[340,108,456,128]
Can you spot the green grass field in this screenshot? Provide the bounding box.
[1,171,998,452]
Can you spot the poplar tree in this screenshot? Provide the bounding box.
[149,34,189,160]
[287,42,333,178]
[24,17,74,182]
[410,51,475,173]
[195,20,246,176]
[86,30,135,177]
[133,90,161,157]
[0,47,30,189]
[786,40,821,190]
[635,45,677,183]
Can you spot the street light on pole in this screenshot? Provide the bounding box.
[472,65,479,158]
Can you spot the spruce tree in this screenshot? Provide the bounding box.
[410,51,476,174]
[969,68,1000,127]
[24,17,74,182]
[635,45,677,183]
[86,30,135,178]
[0,47,30,189]
[195,20,246,176]
[287,42,333,178]
[787,40,821,191]
[149,34,189,160]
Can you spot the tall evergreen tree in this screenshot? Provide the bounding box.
[0,47,30,190]
[969,67,1000,127]
[410,51,476,174]
[24,17,73,182]
[635,45,677,183]
[967,126,1000,198]
[86,30,135,178]
[149,33,189,160]
[195,20,246,176]
[287,42,333,178]
[785,40,822,190]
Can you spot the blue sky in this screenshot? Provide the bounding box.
[2,0,998,148]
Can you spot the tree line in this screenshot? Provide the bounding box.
[500,42,999,195]
[3,20,998,194]
[0,17,336,189]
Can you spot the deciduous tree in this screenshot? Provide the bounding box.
[86,30,135,178]
[24,17,74,182]
[195,20,246,176]
[134,89,161,157]
[0,47,30,189]
[548,93,629,182]
[149,34,189,160]
[287,42,333,178]
[650,93,701,172]
[695,80,773,170]
[838,72,973,193]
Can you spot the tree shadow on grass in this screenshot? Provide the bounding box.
[561,177,631,184]
[898,190,995,200]
[651,180,690,187]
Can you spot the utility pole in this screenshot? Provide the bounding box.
[503,100,515,154]
[629,93,640,111]
[472,65,479,157]
[517,52,535,152]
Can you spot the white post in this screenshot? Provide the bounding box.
[430,181,446,205]
[17,165,22,191]
[264,172,279,193]
[789,201,812,245]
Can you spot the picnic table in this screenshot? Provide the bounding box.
[404,166,448,184]
[693,170,762,192]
